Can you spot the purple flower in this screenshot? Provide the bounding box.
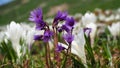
[57,27,63,32]
[61,17,75,33]
[43,30,53,42]
[61,25,72,32]
[53,11,68,26]
[63,33,74,44]
[34,35,43,41]
[29,8,43,23]
[83,28,92,37]
[29,8,46,30]
[65,16,75,27]
[56,43,65,52]
[35,20,46,30]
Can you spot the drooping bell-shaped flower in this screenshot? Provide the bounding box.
[56,43,66,52]
[65,16,75,27]
[63,33,74,45]
[61,16,75,33]
[29,8,46,30]
[43,30,53,42]
[34,35,43,41]
[53,11,68,26]
[29,8,43,23]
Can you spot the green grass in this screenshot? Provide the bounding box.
[0,0,120,25]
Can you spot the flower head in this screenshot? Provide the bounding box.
[63,33,74,44]
[65,16,75,27]
[57,27,63,32]
[5,21,25,58]
[29,8,43,23]
[61,25,73,32]
[81,12,96,26]
[56,43,65,52]
[29,8,46,30]
[53,11,68,26]
[108,22,120,36]
[34,35,43,41]
[43,30,53,42]
[61,16,75,33]
[35,20,46,30]
[83,28,92,37]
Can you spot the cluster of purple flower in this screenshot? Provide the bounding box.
[29,8,75,52]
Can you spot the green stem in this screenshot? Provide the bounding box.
[62,44,71,68]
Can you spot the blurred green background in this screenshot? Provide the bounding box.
[0,0,120,25]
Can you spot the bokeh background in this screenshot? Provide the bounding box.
[0,0,120,25]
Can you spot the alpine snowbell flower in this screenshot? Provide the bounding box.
[56,43,65,52]
[63,33,74,45]
[35,20,46,30]
[29,8,43,23]
[61,24,72,32]
[62,16,75,32]
[65,16,75,27]
[29,8,46,30]
[43,30,53,42]
[34,35,43,41]
[53,11,68,26]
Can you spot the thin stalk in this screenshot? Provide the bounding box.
[45,45,49,68]
[62,44,71,68]
[53,27,58,59]
[47,43,52,67]
[53,27,61,68]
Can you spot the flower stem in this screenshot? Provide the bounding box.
[62,44,71,68]
[45,44,49,68]
[53,27,61,68]
[47,43,52,67]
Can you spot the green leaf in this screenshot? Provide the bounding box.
[0,40,17,63]
[71,56,85,68]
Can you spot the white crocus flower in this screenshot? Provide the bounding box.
[5,21,25,58]
[81,12,97,46]
[81,12,97,26]
[0,31,5,43]
[21,23,36,51]
[60,28,86,64]
[86,23,97,45]
[108,22,120,36]
[98,13,106,21]
[105,15,115,22]
[25,28,35,51]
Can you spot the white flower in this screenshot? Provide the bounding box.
[86,23,97,45]
[5,21,25,58]
[0,31,5,43]
[104,15,115,22]
[108,22,120,36]
[25,28,35,51]
[98,14,106,21]
[86,23,97,39]
[20,23,36,50]
[60,28,86,64]
[81,12,97,26]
